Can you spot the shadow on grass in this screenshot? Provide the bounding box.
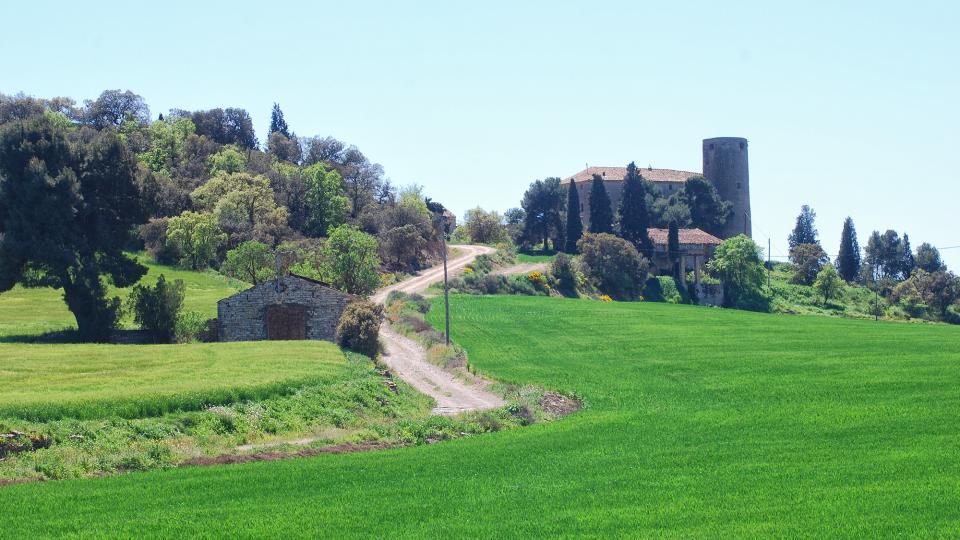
[0,329,78,344]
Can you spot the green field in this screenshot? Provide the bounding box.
[3,295,958,536]
[0,255,245,339]
[516,251,557,263]
[0,341,347,420]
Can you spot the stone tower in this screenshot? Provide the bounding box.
[702,137,751,239]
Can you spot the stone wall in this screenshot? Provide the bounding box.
[218,276,357,342]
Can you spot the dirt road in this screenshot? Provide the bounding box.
[372,245,505,415]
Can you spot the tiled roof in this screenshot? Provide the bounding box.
[562,166,701,184]
[647,228,722,246]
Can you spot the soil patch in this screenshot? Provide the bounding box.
[180,441,400,467]
[540,391,581,417]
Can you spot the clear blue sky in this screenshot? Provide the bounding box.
[4,1,958,267]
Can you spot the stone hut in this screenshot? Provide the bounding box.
[218,274,358,342]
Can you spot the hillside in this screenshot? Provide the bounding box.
[3,296,958,536]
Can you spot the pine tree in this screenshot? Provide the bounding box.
[564,180,583,253]
[835,216,861,282]
[900,233,915,279]
[668,220,681,279]
[788,205,819,251]
[618,162,654,257]
[588,174,613,234]
[269,103,290,138]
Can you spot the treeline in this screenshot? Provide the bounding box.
[786,205,957,322]
[0,90,446,341]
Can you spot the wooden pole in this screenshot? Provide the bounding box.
[442,226,450,345]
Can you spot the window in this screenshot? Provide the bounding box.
[709,143,715,150]
[739,142,745,150]
[737,182,741,189]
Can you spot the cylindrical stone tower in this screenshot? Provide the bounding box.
[702,137,751,239]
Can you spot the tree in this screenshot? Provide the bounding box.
[302,163,347,237]
[83,89,150,129]
[379,223,424,270]
[221,241,275,285]
[0,116,148,341]
[128,275,185,343]
[667,221,681,279]
[835,217,861,282]
[207,146,247,175]
[813,264,843,305]
[788,205,820,251]
[865,230,905,281]
[901,233,916,278]
[186,108,257,149]
[464,207,508,244]
[139,116,196,174]
[165,211,227,269]
[520,177,563,251]
[789,243,829,285]
[302,136,346,166]
[707,235,769,312]
[322,225,381,296]
[891,270,960,319]
[618,162,653,257]
[268,103,290,138]
[916,242,945,273]
[267,132,302,164]
[577,233,650,300]
[190,172,289,246]
[680,176,731,237]
[588,175,613,234]
[564,180,583,253]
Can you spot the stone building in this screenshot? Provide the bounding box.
[561,137,751,239]
[218,274,358,342]
[647,227,722,283]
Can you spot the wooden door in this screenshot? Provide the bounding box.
[265,305,308,340]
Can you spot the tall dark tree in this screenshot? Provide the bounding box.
[788,205,820,250]
[835,217,861,282]
[901,233,916,279]
[0,116,148,341]
[564,181,583,253]
[588,174,613,234]
[681,176,731,237]
[520,177,563,251]
[618,162,653,257]
[83,89,150,129]
[186,108,258,149]
[268,103,290,138]
[667,220,681,279]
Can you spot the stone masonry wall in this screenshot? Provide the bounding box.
[218,276,356,342]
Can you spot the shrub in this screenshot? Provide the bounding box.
[507,275,537,296]
[175,311,208,343]
[577,233,650,300]
[335,301,384,358]
[599,294,613,302]
[552,252,577,293]
[128,275,185,343]
[707,235,770,312]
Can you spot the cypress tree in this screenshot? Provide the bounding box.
[788,205,820,251]
[668,220,681,279]
[564,181,583,253]
[269,103,290,138]
[900,233,915,279]
[835,217,861,282]
[618,162,653,258]
[588,174,613,234]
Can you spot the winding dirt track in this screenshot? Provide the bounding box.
[372,245,505,415]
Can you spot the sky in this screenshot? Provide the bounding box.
[3,0,958,268]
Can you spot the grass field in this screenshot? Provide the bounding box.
[516,250,557,263]
[0,341,347,420]
[3,295,959,536]
[0,254,245,339]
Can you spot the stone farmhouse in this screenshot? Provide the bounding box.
[562,136,752,241]
[218,274,357,342]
